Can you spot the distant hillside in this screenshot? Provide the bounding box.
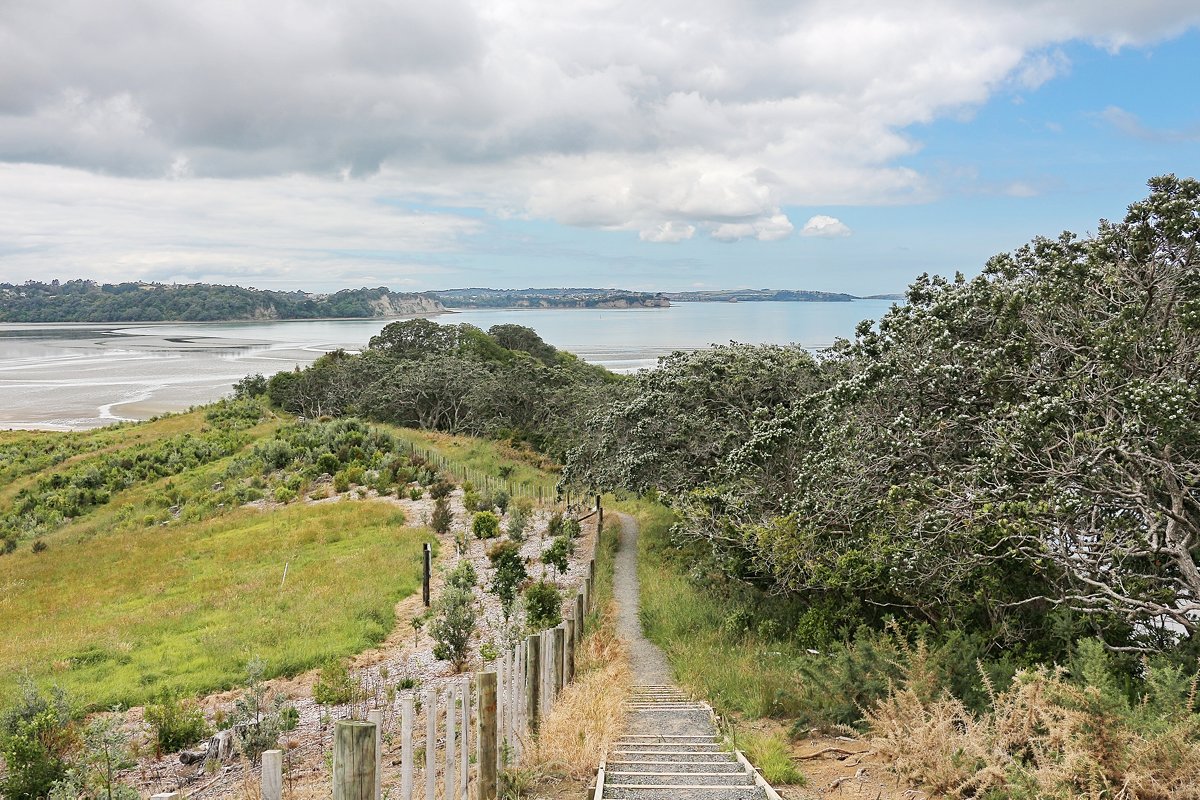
[0,280,444,322]
[663,288,857,302]
[429,287,670,308]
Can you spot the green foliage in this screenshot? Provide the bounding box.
[472,511,500,539]
[524,581,561,632]
[541,535,572,576]
[0,280,427,324]
[487,541,527,618]
[561,517,581,539]
[505,504,529,542]
[429,480,454,500]
[145,687,209,753]
[0,678,76,800]
[431,587,477,671]
[431,497,453,534]
[546,512,564,538]
[230,658,295,763]
[49,712,139,800]
[728,730,805,785]
[491,490,510,514]
[312,658,360,706]
[446,559,478,591]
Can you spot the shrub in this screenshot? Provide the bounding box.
[145,688,209,754]
[0,678,75,800]
[547,512,564,537]
[55,712,140,800]
[487,541,527,618]
[230,658,295,764]
[333,471,351,493]
[463,491,481,512]
[480,641,499,662]
[408,487,424,501]
[431,497,452,534]
[31,539,47,554]
[525,581,561,632]
[541,535,571,576]
[431,587,477,671]
[446,559,478,591]
[312,658,359,706]
[429,480,454,500]
[506,505,529,542]
[491,490,510,514]
[272,486,296,504]
[562,517,581,539]
[315,452,339,474]
[473,511,500,540]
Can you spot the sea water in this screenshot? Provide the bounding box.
[0,300,895,429]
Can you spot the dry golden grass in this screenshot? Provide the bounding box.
[523,600,632,782]
[866,665,1200,800]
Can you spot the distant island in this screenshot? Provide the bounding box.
[0,280,444,323]
[429,287,670,309]
[0,280,902,323]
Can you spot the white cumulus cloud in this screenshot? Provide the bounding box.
[800,215,852,238]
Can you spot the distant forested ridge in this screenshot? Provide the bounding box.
[662,288,858,302]
[428,287,670,308]
[0,280,444,322]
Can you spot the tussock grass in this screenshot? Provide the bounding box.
[727,729,805,785]
[0,500,431,710]
[517,516,628,787]
[525,602,631,780]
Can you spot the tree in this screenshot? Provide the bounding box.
[524,581,562,632]
[431,586,477,670]
[430,497,453,534]
[541,535,571,577]
[487,541,527,618]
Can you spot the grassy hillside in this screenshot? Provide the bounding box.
[0,404,490,710]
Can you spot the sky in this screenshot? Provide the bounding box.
[1,1,1198,296]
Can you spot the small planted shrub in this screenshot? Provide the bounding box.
[446,559,478,591]
[487,541,527,618]
[525,580,561,632]
[429,480,454,500]
[313,658,359,706]
[315,452,340,474]
[145,687,210,754]
[272,486,296,504]
[562,517,581,539]
[408,487,424,501]
[491,490,510,514]
[541,535,571,577]
[506,505,529,542]
[431,497,452,535]
[431,587,477,671]
[31,539,47,554]
[463,491,481,513]
[547,512,564,538]
[333,471,351,493]
[473,511,500,540]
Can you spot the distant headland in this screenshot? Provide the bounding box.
[0,280,902,323]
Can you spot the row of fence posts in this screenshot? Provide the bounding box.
[403,443,552,503]
[251,527,599,800]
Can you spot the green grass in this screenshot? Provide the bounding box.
[624,498,811,720]
[728,730,806,784]
[386,426,559,500]
[0,496,432,711]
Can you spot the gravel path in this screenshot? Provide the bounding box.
[601,514,768,800]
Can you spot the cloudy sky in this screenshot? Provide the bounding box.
[1,1,1198,295]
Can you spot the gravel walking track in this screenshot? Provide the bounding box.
[597,513,770,800]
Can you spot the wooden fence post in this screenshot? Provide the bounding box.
[401,695,414,800]
[333,720,377,800]
[552,626,565,697]
[460,677,469,800]
[476,671,498,800]
[366,710,383,800]
[446,687,457,800]
[575,593,585,640]
[424,689,436,800]
[525,634,541,732]
[262,749,283,800]
[563,617,576,685]
[422,543,432,607]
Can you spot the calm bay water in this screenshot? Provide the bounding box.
[0,300,894,429]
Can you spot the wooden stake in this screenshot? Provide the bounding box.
[366,710,383,800]
[401,695,414,800]
[564,617,576,685]
[476,671,498,800]
[525,634,541,732]
[261,749,282,800]
[333,720,377,800]
[424,689,436,800]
